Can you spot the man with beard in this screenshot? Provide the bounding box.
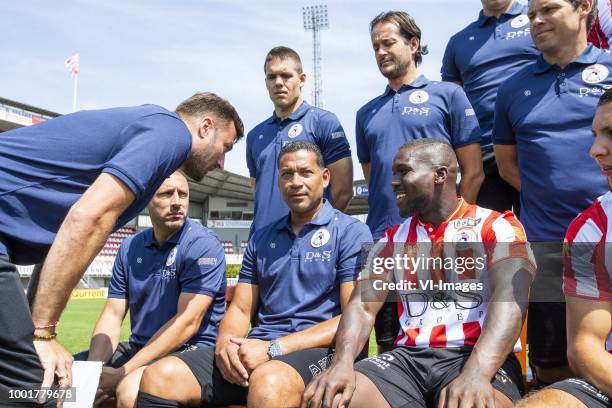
[442,0,539,213]
[0,92,242,404]
[135,141,372,408]
[357,10,484,353]
[75,172,227,408]
[303,139,535,408]
[493,0,609,386]
[515,87,612,408]
[247,46,353,233]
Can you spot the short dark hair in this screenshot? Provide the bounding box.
[597,87,612,107]
[399,138,457,164]
[278,141,324,169]
[561,0,598,31]
[175,92,244,141]
[370,11,429,67]
[264,46,303,74]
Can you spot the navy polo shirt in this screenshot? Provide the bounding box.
[238,200,372,340]
[246,101,351,232]
[0,105,192,265]
[108,218,226,347]
[441,1,539,151]
[356,75,481,240]
[493,45,609,241]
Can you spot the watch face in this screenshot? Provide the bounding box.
[268,340,282,358]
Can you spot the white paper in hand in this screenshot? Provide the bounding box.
[64,361,103,408]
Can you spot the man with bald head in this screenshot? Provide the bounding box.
[75,172,227,407]
[303,139,535,408]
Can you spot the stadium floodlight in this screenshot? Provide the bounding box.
[302,4,329,108]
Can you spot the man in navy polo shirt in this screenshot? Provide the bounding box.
[357,10,484,352]
[0,92,243,403]
[247,46,353,233]
[493,0,607,385]
[136,141,372,408]
[442,0,539,213]
[74,172,226,408]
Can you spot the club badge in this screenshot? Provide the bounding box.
[166,246,177,266]
[511,14,529,29]
[582,64,609,84]
[409,90,429,104]
[287,123,303,138]
[311,228,330,248]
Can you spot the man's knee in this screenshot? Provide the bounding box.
[516,389,586,408]
[140,357,200,405]
[116,367,145,408]
[247,361,303,407]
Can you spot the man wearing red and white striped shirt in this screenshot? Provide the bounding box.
[589,0,612,48]
[516,88,612,408]
[302,139,535,408]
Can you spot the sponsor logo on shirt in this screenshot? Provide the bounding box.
[465,108,475,117]
[166,247,178,267]
[198,257,218,266]
[511,14,529,29]
[452,218,481,229]
[330,131,345,139]
[402,106,430,116]
[582,64,609,84]
[287,123,303,138]
[578,84,612,98]
[409,90,429,104]
[304,250,332,262]
[137,257,143,264]
[311,228,330,248]
[502,28,530,40]
[160,269,176,280]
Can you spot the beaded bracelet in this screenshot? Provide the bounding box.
[33,332,57,341]
[34,321,59,330]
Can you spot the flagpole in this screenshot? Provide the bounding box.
[72,74,78,112]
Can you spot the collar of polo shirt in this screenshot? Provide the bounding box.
[275,199,334,232]
[268,100,310,124]
[533,44,602,74]
[383,74,430,96]
[477,0,524,27]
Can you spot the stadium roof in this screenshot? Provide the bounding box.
[188,170,253,202]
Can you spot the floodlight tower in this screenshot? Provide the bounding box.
[302,4,329,108]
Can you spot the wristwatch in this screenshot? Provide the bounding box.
[267,339,283,359]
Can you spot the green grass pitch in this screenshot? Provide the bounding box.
[59,299,379,357]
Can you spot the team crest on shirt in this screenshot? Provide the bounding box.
[311,228,330,248]
[582,64,609,84]
[409,90,429,104]
[452,230,478,245]
[511,14,529,29]
[166,246,178,266]
[287,123,303,138]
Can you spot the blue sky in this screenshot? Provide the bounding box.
[1,0,485,179]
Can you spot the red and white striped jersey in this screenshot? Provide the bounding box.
[564,191,612,353]
[589,0,612,49]
[376,198,534,350]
